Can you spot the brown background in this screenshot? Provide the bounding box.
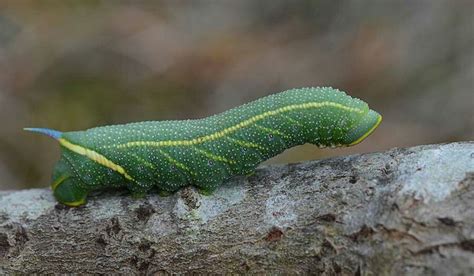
[0,1,472,190]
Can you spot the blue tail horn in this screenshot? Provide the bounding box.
[24,128,62,140]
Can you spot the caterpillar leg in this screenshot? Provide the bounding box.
[127,182,153,199]
[52,176,88,207]
[157,190,173,197]
[246,171,256,177]
[197,186,217,196]
[195,180,221,195]
[130,190,148,199]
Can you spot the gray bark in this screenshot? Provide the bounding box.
[1,142,474,275]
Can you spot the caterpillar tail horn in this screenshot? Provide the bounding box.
[24,128,63,140]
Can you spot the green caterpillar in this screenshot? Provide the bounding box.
[25,87,382,207]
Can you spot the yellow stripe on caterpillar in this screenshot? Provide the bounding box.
[116,101,364,149]
[58,138,135,181]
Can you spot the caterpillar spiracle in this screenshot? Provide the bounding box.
[25,87,382,207]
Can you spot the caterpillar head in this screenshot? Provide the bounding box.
[25,128,88,206]
[342,109,382,146]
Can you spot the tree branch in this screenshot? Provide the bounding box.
[1,142,474,274]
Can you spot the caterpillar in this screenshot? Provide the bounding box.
[25,87,382,207]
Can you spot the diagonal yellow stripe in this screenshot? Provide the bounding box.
[280,114,303,126]
[157,148,197,176]
[130,153,156,170]
[225,136,267,151]
[114,101,364,149]
[59,138,135,181]
[254,124,290,139]
[192,146,236,164]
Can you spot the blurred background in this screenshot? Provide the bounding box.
[0,1,472,190]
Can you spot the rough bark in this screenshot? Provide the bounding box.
[1,142,474,275]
